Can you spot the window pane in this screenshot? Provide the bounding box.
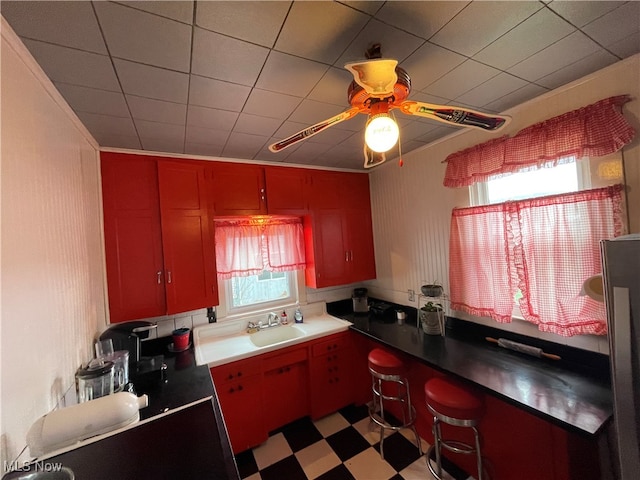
[487,162,579,204]
[230,271,292,308]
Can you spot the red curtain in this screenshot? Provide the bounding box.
[449,185,624,336]
[444,96,635,187]
[215,216,305,279]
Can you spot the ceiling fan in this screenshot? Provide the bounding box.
[269,44,511,168]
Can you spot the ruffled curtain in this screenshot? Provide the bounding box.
[215,217,305,279]
[449,185,624,336]
[444,95,635,187]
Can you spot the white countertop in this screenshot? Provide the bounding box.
[194,309,352,367]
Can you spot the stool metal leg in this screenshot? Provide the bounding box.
[473,426,483,480]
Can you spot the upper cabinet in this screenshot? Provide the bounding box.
[101,153,218,323]
[210,163,266,216]
[264,166,310,215]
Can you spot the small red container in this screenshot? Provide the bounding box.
[172,328,190,351]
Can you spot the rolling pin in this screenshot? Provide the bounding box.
[486,337,561,360]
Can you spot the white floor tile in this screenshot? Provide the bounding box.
[344,447,397,480]
[251,432,293,470]
[295,439,342,479]
[352,417,394,445]
[313,412,350,438]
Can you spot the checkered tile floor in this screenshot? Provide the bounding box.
[234,404,472,480]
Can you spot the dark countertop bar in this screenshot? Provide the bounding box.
[331,303,613,437]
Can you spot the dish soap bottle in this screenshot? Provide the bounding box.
[281,310,288,325]
[294,303,303,323]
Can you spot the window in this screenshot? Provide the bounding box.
[226,270,297,314]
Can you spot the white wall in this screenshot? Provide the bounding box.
[0,19,106,465]
[366,54,640,354]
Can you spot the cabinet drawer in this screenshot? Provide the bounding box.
[210,358,262,384]
[263,347,307,372]
[312,333,350,357]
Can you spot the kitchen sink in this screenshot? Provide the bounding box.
[249,325,305,348]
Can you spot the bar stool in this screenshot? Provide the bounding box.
[368,348,422,459]
[425,377,485,480]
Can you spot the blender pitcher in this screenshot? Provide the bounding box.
[76,358,115,403]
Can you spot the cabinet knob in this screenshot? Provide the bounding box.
[260,188,266,202]
[156,271,162,284]
[167,270,172,284]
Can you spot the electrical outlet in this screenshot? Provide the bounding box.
[408,289,415,302]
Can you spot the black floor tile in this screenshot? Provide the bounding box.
[325,426,371,462]
[233,449,258,479]
[278,416,324,453]
[375,432,422,472]
[259,455,307,480]
[315,463,356,480]
[338,403,369,424]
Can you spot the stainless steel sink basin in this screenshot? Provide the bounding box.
[249,326,305,348]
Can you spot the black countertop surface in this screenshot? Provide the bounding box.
[330,302,613,437]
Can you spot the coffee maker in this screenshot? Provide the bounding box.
[99,321,166,388]
[352,287,369,313]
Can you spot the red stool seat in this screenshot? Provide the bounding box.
[368,348,404,376]
[425,377,483,420]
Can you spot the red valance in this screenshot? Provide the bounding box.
[443,95,635,187]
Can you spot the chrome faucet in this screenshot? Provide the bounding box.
[267,312,280,327]
[247,312,281,333]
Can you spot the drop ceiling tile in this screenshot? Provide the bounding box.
[116,1,194,24]
[22,40,120,92]
[94,1,191,72]
[416,125,459,143]
[535,50,619,90]
[184,142,224,158]
[140,137,185,154]
[1,1,107,53]
[192,27,269,86]
[547,0,626,28]
[308,67,354,106]
[273,121,311,139]
[135,119,185,143]
[243,89,303,120]
[334,113,368,132]
[508,31,602,82]
[398,120,440,141]
[422,60,500,100]
[196,1,290,47]
[288,100,347,125]
[255,51,329,97]
[400,42,466,92]
[473,8,576,70]
[54,83,129,118]
[307,127,356,145]
[126,95,187,125]
[608,31,640,58]
[340,1,384,16]
[93,133,142,150]
[186,126,230,147]
[335,18,425,66]
[284,141,333,165]
[114,59,189,103]
[582,2,640,47]
[233,113,282,137]
[275,2,369,64]
[484,83,549,113]
[455,73,529,107]
[189,75,251,112]
[222,132,269,159]
[187,105,239,131]
[430,1,543,56]
[375,1,468,40]
[76,112,137,137]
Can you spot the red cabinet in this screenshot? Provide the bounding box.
[309,332,354,419]
[210,163,266,216]
[264,166,310,215]
[101,153,218,323]
[305,171,376,288]
[210,357,266,454]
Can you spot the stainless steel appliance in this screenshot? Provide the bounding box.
[601,234,640,479]
[352,288,369,313]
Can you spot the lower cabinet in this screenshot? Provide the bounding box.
[309,332,354,419]
[210,332,355,454]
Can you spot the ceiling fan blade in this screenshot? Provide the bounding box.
[363,144,387,169]
[269,107,361,152]
[399,101,510,131]
[345,59,398,97]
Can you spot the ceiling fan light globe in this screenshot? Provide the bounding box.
[365,115,399,153]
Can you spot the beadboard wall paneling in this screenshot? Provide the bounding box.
[367,55,640,354]
[1,22,104,465]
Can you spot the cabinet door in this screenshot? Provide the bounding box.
[158,161,218,313]
[310,334,354,419]
[264,166,309,215]
[344,209,376,282]
[101,153,166,323]
[307,209,349,288]
[211,163,266,215]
